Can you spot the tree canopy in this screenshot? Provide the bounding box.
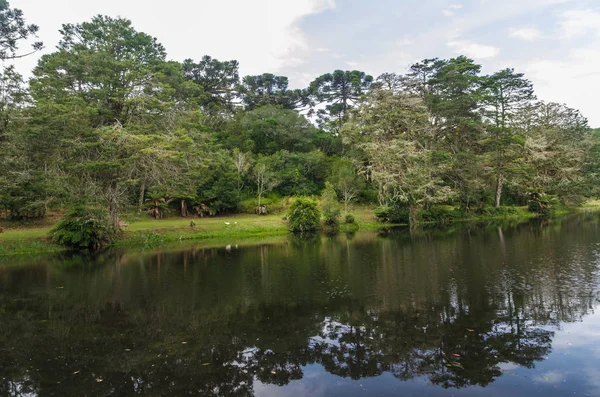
[1,12,598,230]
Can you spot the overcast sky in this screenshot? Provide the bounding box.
[9,0,600,126]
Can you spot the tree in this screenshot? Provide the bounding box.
[0,0,43,60]
[329,158,363,214]
[375,72,403,91]
[182,55,239,112]
[320,182,341,227]
[241,105,316,155]
[232,149,252,195]
[405,57,486,210]
[521,101,590,204]
[254,161,279,211]
[308,70,373,132]
[239,73,309,111]
[31,15,167,127]
[287,198,320,233]
[0,65,53,219]
[28,16,179,229]
[345,89,456,224]
[481,68,535,207]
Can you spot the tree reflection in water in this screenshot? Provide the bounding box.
[0,214,599,396]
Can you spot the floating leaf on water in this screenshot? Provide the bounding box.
[202,363,210,366]
[181,342,187,344]
[95,378,103,383]
[467,329,475,332]
[72,370,80,375]
[452,354,461,357]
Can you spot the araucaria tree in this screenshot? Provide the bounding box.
[28,16,179,230]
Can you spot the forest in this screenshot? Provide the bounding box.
[1,1,599,240]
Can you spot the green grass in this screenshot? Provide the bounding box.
[0,206,381,256]
[2,201,599,257]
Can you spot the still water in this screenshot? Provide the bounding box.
[1,214,600,396]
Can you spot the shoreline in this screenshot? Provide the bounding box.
[1,205,597,257]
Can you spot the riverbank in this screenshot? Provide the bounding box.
[1,203,599,256]
[0,207,378,256]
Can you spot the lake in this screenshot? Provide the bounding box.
[1,214,600,396]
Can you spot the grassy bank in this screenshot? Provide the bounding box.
[2,203,599,257]
[0,206,380,256]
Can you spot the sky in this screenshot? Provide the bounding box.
[9,0,600,126]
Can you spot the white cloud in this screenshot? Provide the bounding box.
[447,40,500,59]
[533,370,566,384]
[11,0,336,79]
[559,9,600,39]
[522,47,600,125]
[442,4,463,17]
[509,27,543,41]
[396,38,414,46]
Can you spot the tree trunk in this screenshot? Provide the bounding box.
[181,199,188,217]
[494,172,503,208]
[408,205,419,227]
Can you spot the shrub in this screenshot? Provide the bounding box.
[527,189,558,217]
[287,198,321,233]
[419,206,461,223]
[481,206,520,217]
[50,206,114,249]
[344,214,356,224]
[320,182,341,227]
[374,203,410,224]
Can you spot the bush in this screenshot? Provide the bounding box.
[527,189,558,217]
[374,203,410,224]
[287,198,321,233]
[320,182,341,227]
[344,214,356,224]
[481,206,520,217]
[419,206,461,223]
[50,206,114,249]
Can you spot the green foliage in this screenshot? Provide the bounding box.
[287,198,321,233]
[50,206,114,249]
[527,190,558,217]
[240,106,316,155]
[0,12,596,232]
[308,69,374,131]
[238,195,289,214]
[419,206,462,224]
[374,204,410,224]
[239,74,308,110]
[344,214,356,224]
[320,182,341,227]
[481,206,520,217]
[0,0,43,60]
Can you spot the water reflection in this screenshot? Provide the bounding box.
[1,214,599,396]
